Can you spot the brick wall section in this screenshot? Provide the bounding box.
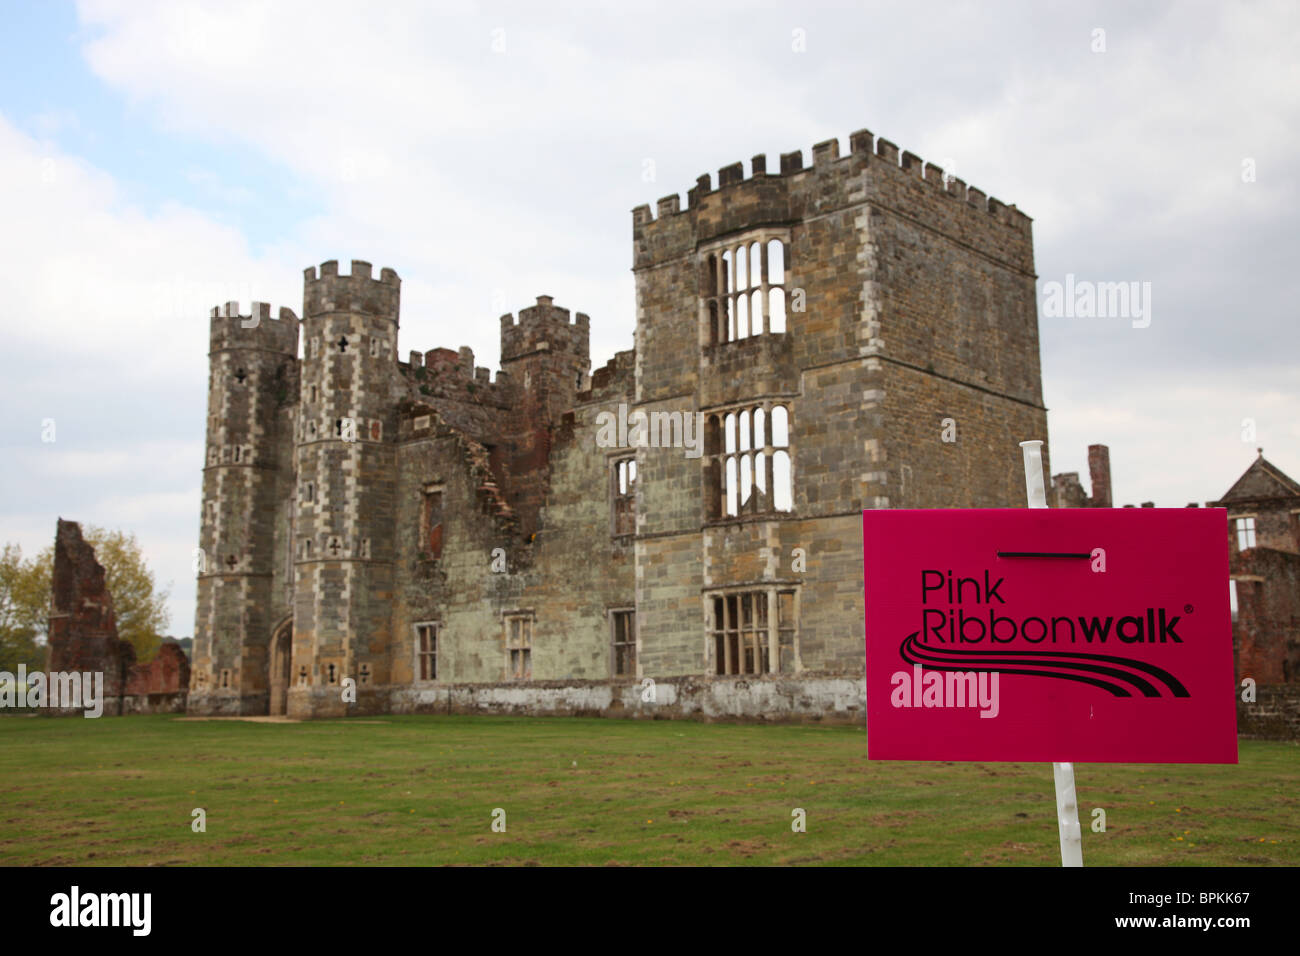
[48,518,131,699]
[124,641,191,696]
[498,297,590,538]
[1230,548,1300,684]
[47,519,188,715]
[1052,443,1111,510]
[1088,444,1112,507]
[1210,454,1300,690]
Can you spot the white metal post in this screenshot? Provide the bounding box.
[1019,440,1084,867]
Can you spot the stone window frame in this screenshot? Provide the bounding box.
[609,607,637,679]
[610,455,637,538]
[503,611,534,681]
[699,230,791,346]
[1233,514,1257,551]
[704,400,794,520]
[705,585,800,676]
[413,621,440,683]
[420,482,445,560]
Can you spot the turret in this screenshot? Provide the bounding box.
[499,294,590,417]
[191,301,298,715]
[291,260,400,717]
[496,296,591,538]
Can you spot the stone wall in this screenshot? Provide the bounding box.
[332,674,866,722]
[1237,683,1300,740]
[1231,547,1300,685]
[47,519,188,716]
[190,301,297,715]
[199,125,1057,720]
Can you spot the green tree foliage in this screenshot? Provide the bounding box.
[0,544,48,673]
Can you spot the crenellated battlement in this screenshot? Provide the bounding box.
[399,344,512,409]
[632,125,1033,260]
[303,259,401,321]
[499,295,590,365]
[208,301,299,355]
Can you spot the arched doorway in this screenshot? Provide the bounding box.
[268,616,293,716]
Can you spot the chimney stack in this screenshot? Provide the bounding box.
[1088,444,1112,508]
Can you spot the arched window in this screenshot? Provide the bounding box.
[710,402,793,518]
[767,239,785,284]
[773,451,792,512]
[612,458,636,536]
[701,233,791,346]
[770,287,786,334]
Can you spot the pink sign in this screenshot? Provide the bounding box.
[862,508,1237,763]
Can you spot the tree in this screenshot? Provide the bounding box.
[1,527,171,666]
[0,544,47,674]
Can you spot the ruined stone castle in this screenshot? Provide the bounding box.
[189,127,1049,720]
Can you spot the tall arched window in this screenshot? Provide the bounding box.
[700,232,792,344]
[709,401,793,518]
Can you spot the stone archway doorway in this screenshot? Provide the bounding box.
[268,616,293,716]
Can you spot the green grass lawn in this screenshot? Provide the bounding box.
[0,714,1294,866]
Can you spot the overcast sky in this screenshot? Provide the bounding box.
[2,0,1297,637]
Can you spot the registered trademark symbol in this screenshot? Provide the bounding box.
[1184,604,1194,614]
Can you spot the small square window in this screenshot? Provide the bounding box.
[611,609,636,677]
[505,614,532,680]
[612,457,636,536]
[415,623,438,681]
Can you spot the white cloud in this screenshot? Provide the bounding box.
[0,115,299,385]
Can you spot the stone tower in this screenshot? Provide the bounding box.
[498,296,591,536]
[288,260,400,717]
[191,301,298,715]
[629,132,1048,678]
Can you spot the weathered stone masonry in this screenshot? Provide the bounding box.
[189,126,1050,720]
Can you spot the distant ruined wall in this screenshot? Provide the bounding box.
[46,519,188,716]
